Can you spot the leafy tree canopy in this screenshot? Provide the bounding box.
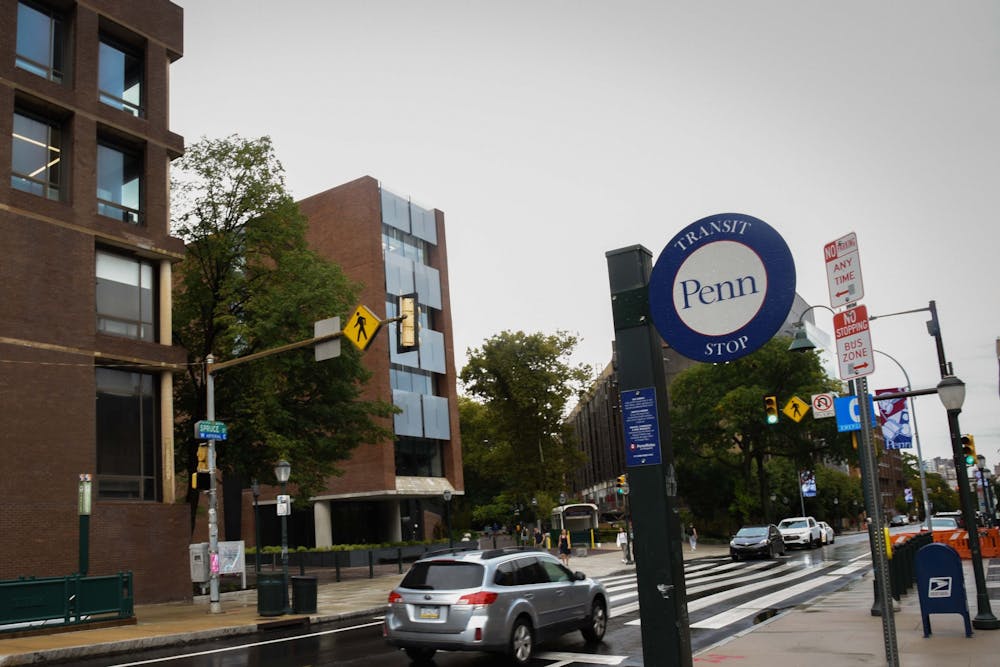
[171,135,396,528]
[459,330,593,512]
[669,337,850,529]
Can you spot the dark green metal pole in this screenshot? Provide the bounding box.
[607,245,692,667]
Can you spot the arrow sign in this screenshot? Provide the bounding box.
[833,305,874,380]
[825,232,864,308]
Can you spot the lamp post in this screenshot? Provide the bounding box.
[443,490,453,549]
[251,479,261,574]
[937,375,999,630]
[976,456,992,526]
[872,349,932,532]
[275,459,291,615]
[834,497,839,533]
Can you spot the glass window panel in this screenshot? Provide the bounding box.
[11,111,61,200]
[96,250,155,342]
[97,144,142,224]
[96,367,158,500]
[392,389,423,437]
[99,40,142,116]
[16,2,63,82]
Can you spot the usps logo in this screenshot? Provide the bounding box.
[928,576,952,599]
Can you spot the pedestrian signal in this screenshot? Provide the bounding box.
[962,434,976,466]
[764,396,779,424]
[397,293,419,353]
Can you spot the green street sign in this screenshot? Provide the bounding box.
[195,420,227,441]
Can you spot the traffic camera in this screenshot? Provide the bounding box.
[962,434,976,466]
[764,396,779,424]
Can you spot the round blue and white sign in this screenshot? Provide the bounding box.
[648,213,796,362]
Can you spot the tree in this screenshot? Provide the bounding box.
[459,330,592,512]
[171,135,396,533]
[669,337,847,530]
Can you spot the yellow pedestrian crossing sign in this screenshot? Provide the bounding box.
[343,304,381,351]
[783,396,810,423]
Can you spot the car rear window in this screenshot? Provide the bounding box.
[779,520,807,529]
[400,561,485,590]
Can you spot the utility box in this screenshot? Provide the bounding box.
[189,543,210,583]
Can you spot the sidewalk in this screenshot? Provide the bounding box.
[1,542,998,666]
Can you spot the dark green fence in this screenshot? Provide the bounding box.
[0,572,133,631]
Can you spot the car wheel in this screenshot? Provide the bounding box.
[509,617,534,665]
[582,598,607,643]
[404,647,436,664]
[731,552,741,562]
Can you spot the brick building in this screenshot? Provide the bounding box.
[293,176,464,545]
[0,0,189,602]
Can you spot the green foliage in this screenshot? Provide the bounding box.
[460,330,593,518]
[170,135,397,528]
[669,337,852,531]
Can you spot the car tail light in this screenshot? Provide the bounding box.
[388,590,403,603]
[456,591,498,606]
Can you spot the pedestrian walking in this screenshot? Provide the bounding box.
[616,525,631,563]
[558,529,572,567]
[688,523,698,551]
[534,528,544,547]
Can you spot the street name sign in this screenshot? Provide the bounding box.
[824,232,864,308]
[833,305,874,380]
[648,213,796,363]
[196,420,227,441]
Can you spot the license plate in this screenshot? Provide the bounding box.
[419,606,440,620]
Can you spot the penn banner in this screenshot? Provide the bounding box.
[800,470,817,498]
[876,387,913,449]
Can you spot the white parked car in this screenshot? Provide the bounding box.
[817,521,835,544]
[777,516,823,549]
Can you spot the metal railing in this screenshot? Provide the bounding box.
[0,572,133,631]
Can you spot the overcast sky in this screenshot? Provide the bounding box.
[171,1,1000,466]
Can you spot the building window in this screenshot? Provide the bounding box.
[395,438,443,477]
[96,250,155,341]
[15,1,65,82]
[99,38,142,117]
[96,367,159,501]
[11,110,62,200]
[97,142,142,224]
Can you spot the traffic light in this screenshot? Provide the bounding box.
[962,434,976,466]
[616,474,628,495]
[764,396,779,424]
[397,293,419,353]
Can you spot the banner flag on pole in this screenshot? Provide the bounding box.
[876,387,912,450]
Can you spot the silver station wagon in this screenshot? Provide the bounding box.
[383,546,609,664]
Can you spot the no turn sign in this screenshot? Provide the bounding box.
[811,393,836,419]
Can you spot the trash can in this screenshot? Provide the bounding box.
[291,575,318,614]
[257,573,286,617]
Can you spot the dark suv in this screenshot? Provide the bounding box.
[383,546,608,664]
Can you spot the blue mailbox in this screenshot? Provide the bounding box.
[915,542,972,637]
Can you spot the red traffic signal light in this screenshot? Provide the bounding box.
[764,396,779,424]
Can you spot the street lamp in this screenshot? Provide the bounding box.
[937,375,999,630]
[976,455,994,527]
[275,459,291,615]
[251,479,261,574]
[834,497,839,533]
[443,490,453,549]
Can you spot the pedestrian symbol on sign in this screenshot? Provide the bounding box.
[343,304,381,351]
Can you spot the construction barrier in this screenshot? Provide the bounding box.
[897,527,1000,560]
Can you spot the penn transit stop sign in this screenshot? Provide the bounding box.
[648,213,796,362]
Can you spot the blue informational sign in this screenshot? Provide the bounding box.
[915,542,972,637]
[834,395,877,433]
[620,387,662,466]
[648,213,796,363]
